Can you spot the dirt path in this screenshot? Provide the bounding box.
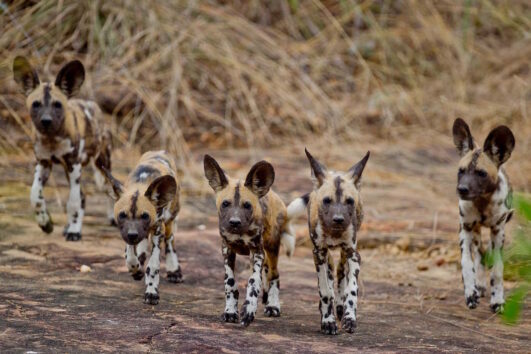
[0,140,529,353]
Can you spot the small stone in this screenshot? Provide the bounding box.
[197,224,206,231]
[80,265,92,273]
[417,263,429,271]
[435,257,446,267]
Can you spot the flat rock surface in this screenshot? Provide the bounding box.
[0,140,529,353]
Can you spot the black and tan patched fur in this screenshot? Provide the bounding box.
[13,56,113,241]
[287,148,369,335]
[452,118,515,313]
[203,155,296,327]
[98,150,183,305]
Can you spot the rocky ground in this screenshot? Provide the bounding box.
[0,137,529,353]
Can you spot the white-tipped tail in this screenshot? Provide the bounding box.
[282,194,310,257]
[287,194,309,219]
[281,224,296,258]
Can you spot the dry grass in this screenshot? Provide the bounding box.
[0,1,529,172]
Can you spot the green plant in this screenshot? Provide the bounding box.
[501,194,531,324]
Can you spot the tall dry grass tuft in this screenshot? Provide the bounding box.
[0,0,529,164]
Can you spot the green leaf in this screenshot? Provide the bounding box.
[514,194,531,221]
[501,286,527,324]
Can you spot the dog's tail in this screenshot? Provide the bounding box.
[281,193,310,258]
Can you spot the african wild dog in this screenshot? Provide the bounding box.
[288,149,369,335]
[203,155,296,327]
[97,150,183,305]
[452,118,515,313]
[13,56,113,241]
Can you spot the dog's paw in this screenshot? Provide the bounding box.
[65,232,81,241]
[240,308,255,327]
[466,291,480,309]
[342,317,357,333]
[167,268,183,283]
[264,306,280,317]
[490,302,504,314]
[144,292,159,305]
[321,321,338,335]
[221,312,239,323]
[39,218,54,234]
[131,271,144,281]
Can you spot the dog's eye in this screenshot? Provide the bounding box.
[118,211,127,220]
[141,212,150,221]
[243,201,252,210]
[323,197,332,205]
[32,101,41,109]
[345,197,355,205]
[222,200,231,208]
[476,169,488,178]
[458,168,465,176]
[53,101,62,109]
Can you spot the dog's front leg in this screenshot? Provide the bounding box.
[240,247,264,327]
[65,163,84,241]
[144,227,162,305]
[313,246,337,335]
[490,223,506,313]
[31,160,53,233]
[165,233,183,283]
[125,238,148,281]
[222,241,238,323]
[341,246,360,333]
[459,222,480,309]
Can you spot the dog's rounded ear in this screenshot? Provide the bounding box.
[13,56,40,96]
[55,60,85,98]
[245,161,275,198]
[145,175,177,209]
[305,148,327,188]
[203,154,228,192]
[452,118,475,156]
[347,151,370,189]
[483,125,515,167]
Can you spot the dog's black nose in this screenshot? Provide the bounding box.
[41,118,52,128]
[332,215,345,224]
[127,232,139,243]
[457,186,469,195]
[229,218,241,227]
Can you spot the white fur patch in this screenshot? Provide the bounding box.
[145,234,162,296]
[66,164,83,234]
[165,235,180,272]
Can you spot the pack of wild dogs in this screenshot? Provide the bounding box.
[12,57,516,334]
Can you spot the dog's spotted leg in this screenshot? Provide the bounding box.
[65,163,84,241]
[222,242,239,323]
[472,236,487,297]
[125,243,143,281]
[459,223,479,309]
[240,248,264,327]
[165,234,183,283]
[144,229,162,305]
[336,250,348,321]
[490,224,505,313]
[341,246,360,333]
[313,246,337,335]
[31,160,53,233]
[93,165,115,225]
[263,250,281,317]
